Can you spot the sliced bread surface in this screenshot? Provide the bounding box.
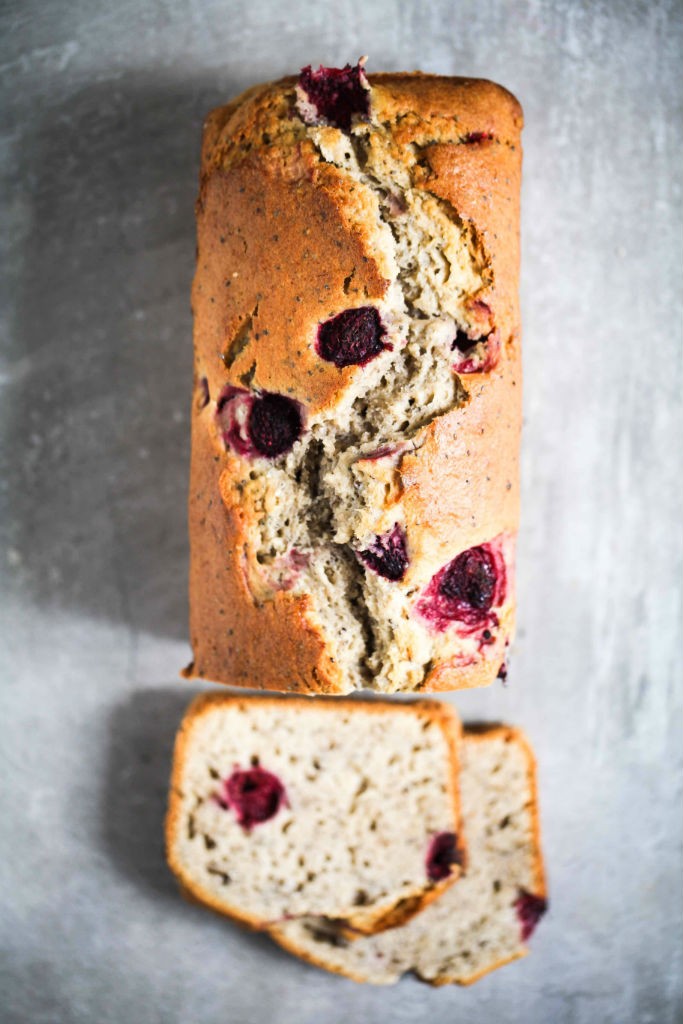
[270,726,547,984]
[166,692,464,934]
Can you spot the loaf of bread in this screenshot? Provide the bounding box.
[166,692,465,933]
[186,61,523,693]
[270,726,547,985]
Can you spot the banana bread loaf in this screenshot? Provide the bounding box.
[166,692,465,933]
[186,61,523,693]
[270,725,547,984]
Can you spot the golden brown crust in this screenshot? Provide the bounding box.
[187,70,522,694]
[418,604,514,693]
[184,410,344,693]
[401,354,521,558]
[193,160,390,417]
[166,692,465,935]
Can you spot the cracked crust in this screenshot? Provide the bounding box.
[166,692,465,935]
[269,725,547,985]
[186,70,523,693]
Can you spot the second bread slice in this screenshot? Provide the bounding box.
[166,693,464,934]
[270,726,547,984]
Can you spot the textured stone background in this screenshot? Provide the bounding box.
[1,1,682,1021]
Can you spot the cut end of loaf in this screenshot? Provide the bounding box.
[166,693,465,933]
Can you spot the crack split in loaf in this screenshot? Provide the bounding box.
[166,692,465,933]
[187,63,523,693]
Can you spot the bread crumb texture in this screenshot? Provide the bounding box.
[270,726,547,985]
[189,68,523,693]
[166,694,464,932]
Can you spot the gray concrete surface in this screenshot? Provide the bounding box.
[1,1,682,1022]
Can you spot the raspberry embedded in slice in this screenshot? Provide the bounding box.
[416,542,507,633]
[316,307,388,368]
[515,890,548,941]
[219,766,286,831]
[297,61,370,131]
[426,832,462,881]
[359,524,408,582]
[216,386,303,459]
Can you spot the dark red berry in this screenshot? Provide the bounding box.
[452,329,479,354]
[463,131,494,144]
[497,661,508,682]
[416,542,507,633]
[298,62,370,131]
[426,832,462,881]
[216,386,303,459]
[316,307,388,368]
[248,393,303,458]
[359,524,408,581]
[219,766,286,831]
[515,890,548,941]
[440,546,497,610]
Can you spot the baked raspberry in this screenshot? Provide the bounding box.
[452,329,478,354]
[297,62,370,131]
[426,832,462,881]
[359,524,408,581]
[463,131,494,144]
[416,542,506,633]
[452,330,500,374]
[515,890,548,941]
[216,386,303,459]
[316,307,388,368]
[443,547,497,609]
[218,766,286,831]
[248,393,303,458]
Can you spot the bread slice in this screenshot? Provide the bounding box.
[270,726,547,984]
[166,692,465,934]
